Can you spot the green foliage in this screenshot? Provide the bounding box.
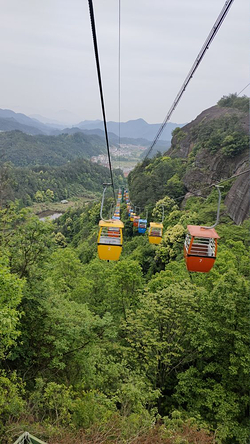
[172,127,187,143]
[123,236,159,279]
[171,127,188,159]
[165,173,185,199]
[128,155,186,207]
[54,232,67,248]
[39,293,113,372]
[45,188,54,202]
[221,132,249,157]
[0,256,24,357]
[174,270,250,443]
[0,158,122,206]
[45,248,85,296]
[7,214,54,278]
[163,410,213,443]
[217,93,249,113]
[152,196,178,221]
[1,143,249,443]
[122,282,201,404]
[106,259,143,320]
[0,372,25,434]
[155,224,186,267]
[189,114,249,157]
[73,390,116,428]
[35,190,45,202]
[30,379,74,426]
[0,130,106,167]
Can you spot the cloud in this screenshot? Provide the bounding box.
[1,0,248,123]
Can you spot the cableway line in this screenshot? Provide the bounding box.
[144,0,235,160]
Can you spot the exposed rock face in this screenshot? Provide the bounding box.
[183,149,248,191]
[168,105,249,224]
[224,171,249,225]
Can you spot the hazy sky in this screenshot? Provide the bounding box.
[0,0,249,124]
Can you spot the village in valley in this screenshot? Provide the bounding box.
[91,143,147,176]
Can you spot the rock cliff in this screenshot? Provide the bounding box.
[168,104,249,224]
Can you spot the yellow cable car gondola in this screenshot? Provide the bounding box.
[98,219,124,261]
[148,222,163,244]
[130,211,135,222]
[98,184,124,261]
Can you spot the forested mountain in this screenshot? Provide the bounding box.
[51,126,171,155]
[0,95,249,444]
[0,129,122,206]
[0,159,123,206]
[0,131,107,167]
[50,126,153,147]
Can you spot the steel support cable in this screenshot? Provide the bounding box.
[100,183,113,221]
[152,168,250,205]
[237,83,250,96]
[88,0,116,202]
[118,0,121,170]
[144,0,235,160]
[100,185,107,220]
[127,168,250,214]
[173,168,250,203]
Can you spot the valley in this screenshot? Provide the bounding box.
[91,143,147,175]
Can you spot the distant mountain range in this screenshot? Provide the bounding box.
[0,109,52,135]
[0,109,184,143]
[76,118,184,142]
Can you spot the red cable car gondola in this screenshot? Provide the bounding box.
[184,185,221,273]
[184,225,220,272]
[133,216,140,227]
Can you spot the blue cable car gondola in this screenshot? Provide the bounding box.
[138,219,147,234]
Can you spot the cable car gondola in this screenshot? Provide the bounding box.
[98,184,124,261]
[133,216,140,228]
[148,222,163,244]
[184,185,221,272]
[98,219,124,261]
[184,225,219,272]
[138,219,147,234]
[130,211,135,222]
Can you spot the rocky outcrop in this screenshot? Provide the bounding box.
[169,105,248,158]
[224,170,249,225]
[168,105,249,224]
[183,148,249,190]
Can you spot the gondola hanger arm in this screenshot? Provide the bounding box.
[100,183,112,221]
[201,185,223,230]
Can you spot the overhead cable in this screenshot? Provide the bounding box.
[144,0,235,160]
[237,83,250,96]
[88,0,116,201]
[130,168,250,211]
[172,168,250,203]
[118,0,121,170]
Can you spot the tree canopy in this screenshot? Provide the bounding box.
[0,186,249,444]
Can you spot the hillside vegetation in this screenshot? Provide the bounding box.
[129,95,249,224]
[0,131,106,167]
[0,159,124,207]
[0,96,249,443]
[1,191,249,444]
